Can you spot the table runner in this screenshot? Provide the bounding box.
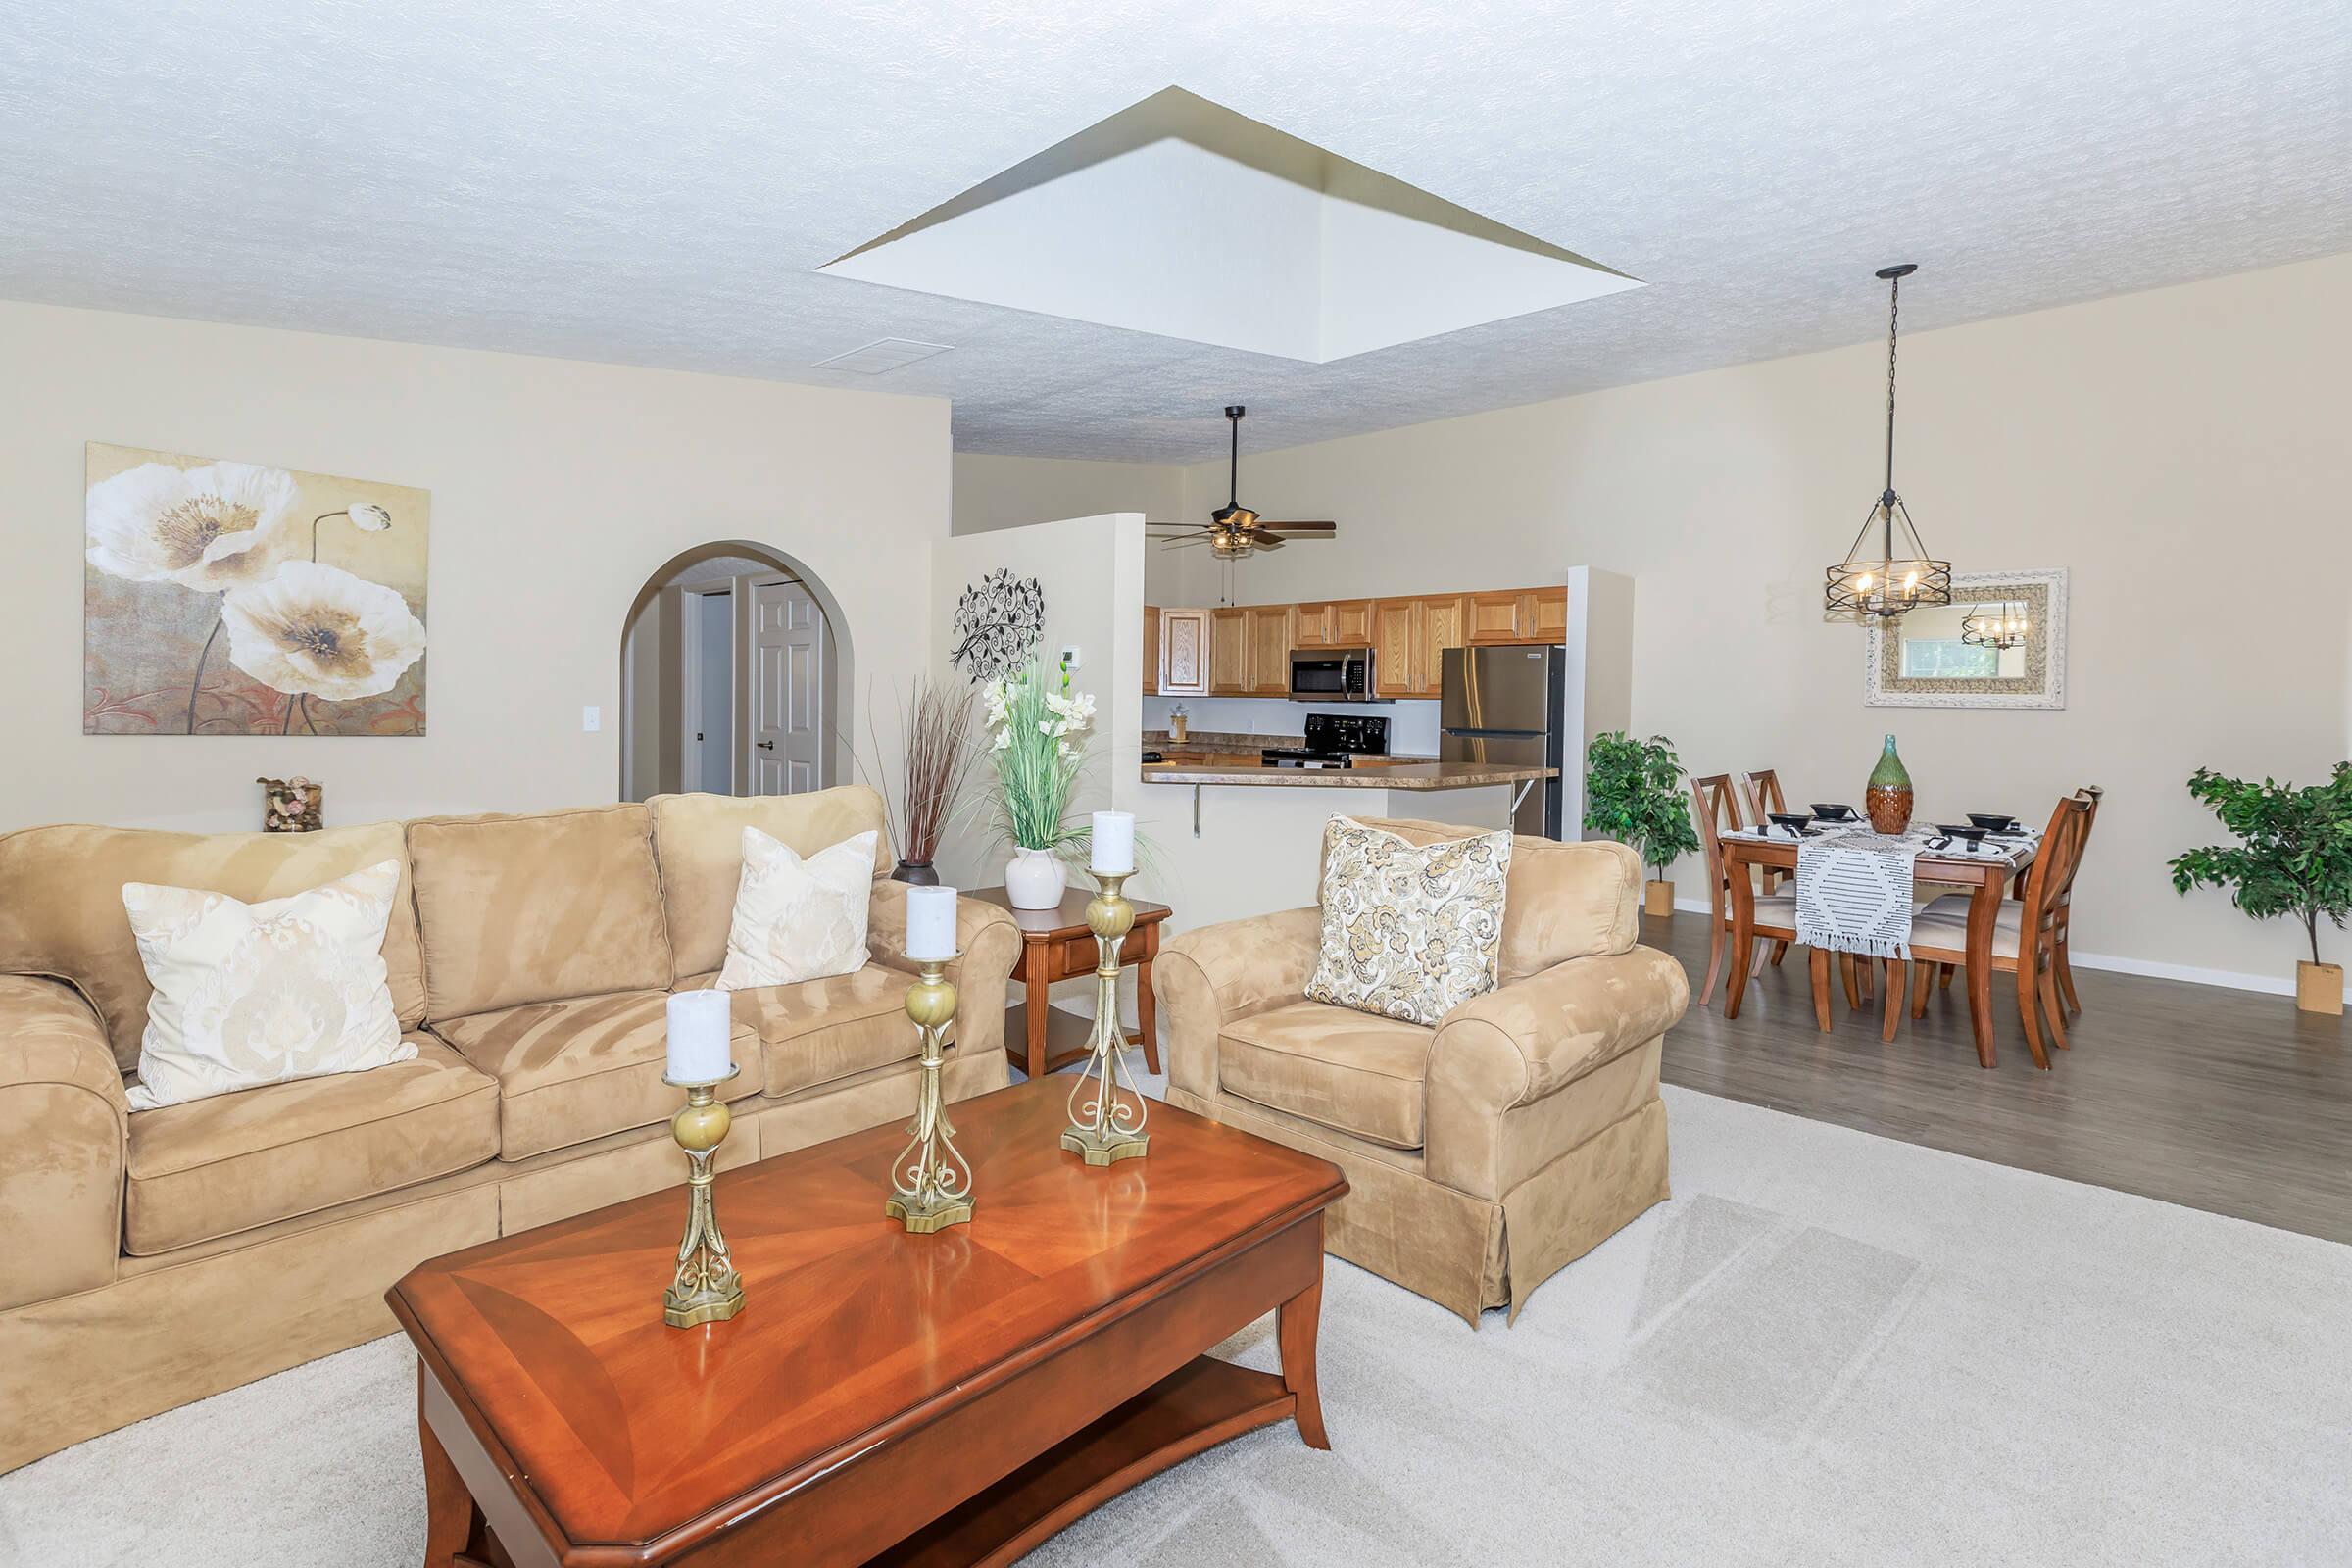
[1724,823,2038,960]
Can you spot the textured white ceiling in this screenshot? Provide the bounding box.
[3,0,2346,465]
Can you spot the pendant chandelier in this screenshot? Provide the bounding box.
[1961,602,2028,650]
[1825,264,1951,618]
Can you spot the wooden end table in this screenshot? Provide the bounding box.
[967,886,1171,1080]
[390,1079,1345,1568]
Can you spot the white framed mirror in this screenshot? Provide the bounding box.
[1867,567,2068,709]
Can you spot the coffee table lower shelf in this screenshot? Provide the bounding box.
[431,1355,1298,1568]
[869,1355,1296,1567]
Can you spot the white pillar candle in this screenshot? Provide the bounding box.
[665,990,734,1084]
[1090,810,1136,875]
[905,884,958,961]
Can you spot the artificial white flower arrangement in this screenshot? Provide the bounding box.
[984,651,1097,855]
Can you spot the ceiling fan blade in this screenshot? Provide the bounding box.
[1259,521,1337,535]
[1160,536,1213,549]
[1250,534,1287,551]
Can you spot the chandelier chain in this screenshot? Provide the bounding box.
[1884,271,1900,497]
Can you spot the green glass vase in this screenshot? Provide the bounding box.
[1865,733,1914,834]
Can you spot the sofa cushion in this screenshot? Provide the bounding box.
[434,990,760,1161]
[678,966,919,1098]
[406,804,673,1020]
[124,1035,497,1255]
[0,820,426,1072]
[1220,1000,1433,1151]
[650,787,894,982]
[1325,818,1642,981]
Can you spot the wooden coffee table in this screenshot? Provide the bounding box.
[967,886,1172,1081]
[389,1079,1346,1567]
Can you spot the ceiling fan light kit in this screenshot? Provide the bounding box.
[1825,264,1953,620]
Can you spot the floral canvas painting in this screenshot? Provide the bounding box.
[83,443,428,736]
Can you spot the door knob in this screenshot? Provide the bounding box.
[756,740,775,751]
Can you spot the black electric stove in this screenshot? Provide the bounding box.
[1262,713,1389,769]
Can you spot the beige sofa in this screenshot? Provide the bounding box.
[1154,818,1690,1324]
[0,785,1019,1473]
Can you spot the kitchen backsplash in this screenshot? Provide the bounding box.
[1141,696,1443,756]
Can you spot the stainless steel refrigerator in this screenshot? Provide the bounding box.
[1440,644,1566,838]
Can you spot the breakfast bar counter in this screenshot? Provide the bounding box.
[1140,760,1557,790]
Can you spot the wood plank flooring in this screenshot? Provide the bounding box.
[1646,912,2352,1246]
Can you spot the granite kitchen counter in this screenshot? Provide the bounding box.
[1140,760,1556,791]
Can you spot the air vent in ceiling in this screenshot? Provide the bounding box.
[811,337,954,374]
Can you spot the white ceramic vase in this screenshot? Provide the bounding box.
[1004,846,1067,910]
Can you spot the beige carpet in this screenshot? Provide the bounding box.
[5,1084,2347,1565]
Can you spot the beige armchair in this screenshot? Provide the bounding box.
[1155,819,1689,1323]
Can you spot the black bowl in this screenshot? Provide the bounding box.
[1936,823,1990,847]
[1767,811,1815,834]
[1966,812,2020,833]
[1810,803,1858,822]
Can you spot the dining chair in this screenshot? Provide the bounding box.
[1737,767,1796,968]
[1886,791,2095,1069]
[2052,785,2102,1015]
[1690,772,1800,1007]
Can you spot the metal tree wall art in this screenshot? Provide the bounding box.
[83,443,429,735]
[948,567,1046,684]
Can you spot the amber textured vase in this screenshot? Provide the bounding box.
[1865,733,1914,834]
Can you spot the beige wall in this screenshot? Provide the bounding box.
[952,453,1192,601]
[943,257,2350,990]
[2,300,950,833]
[1149,253,2352,989]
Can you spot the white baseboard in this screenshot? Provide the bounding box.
[1659,898,2344,1002]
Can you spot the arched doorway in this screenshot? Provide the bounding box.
[617,541,853,802]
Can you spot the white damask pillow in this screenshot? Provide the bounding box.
[716,826,877,991]
[122,859,412,1110]
[1305,816,1513,1028]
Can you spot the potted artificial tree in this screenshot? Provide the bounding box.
[1585,731,1702,918]
[2169,762,2352,1015]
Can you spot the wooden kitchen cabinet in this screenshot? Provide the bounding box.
[1245,604,1292,697]
[1143,606,1160,696]
[1290,602,1332,648]
[1328,599,1375,645]
[1415,594,1467,698]
[1157,608,1210,696]
[1371,599,1420,699]
[1466,587,1571,645]
[1208,607,1250,695]
[1530,586,1569,641]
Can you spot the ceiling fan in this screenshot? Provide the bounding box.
[1152,406,1337,560]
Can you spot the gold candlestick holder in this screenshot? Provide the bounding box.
[886,952,975,1234]
[1062,871,1150,1166]
[662,1064,745,1329]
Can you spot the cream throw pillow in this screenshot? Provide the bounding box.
[716,826,877,990]
[1306,816,1513,1028]
[122,859,412,1110]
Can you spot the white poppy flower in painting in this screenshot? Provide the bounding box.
[346,503,392,531]
[86,461,299,589]
[220,562,426,701]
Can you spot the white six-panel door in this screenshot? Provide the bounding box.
[750,578,826,796]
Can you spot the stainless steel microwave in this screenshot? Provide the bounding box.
[1288,647,1377,703]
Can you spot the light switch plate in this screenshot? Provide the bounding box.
[1059,644,1082,671]
[581,706,602,732]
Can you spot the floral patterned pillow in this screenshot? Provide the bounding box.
[122,859,412,1109]
[1306,816,1512,1028]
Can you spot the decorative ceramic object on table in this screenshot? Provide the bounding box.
[1865,733,1914,834]
[258,775,322,832]
[984,650,1097,910]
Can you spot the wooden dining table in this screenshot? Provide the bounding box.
[1721,829,2035,1068]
